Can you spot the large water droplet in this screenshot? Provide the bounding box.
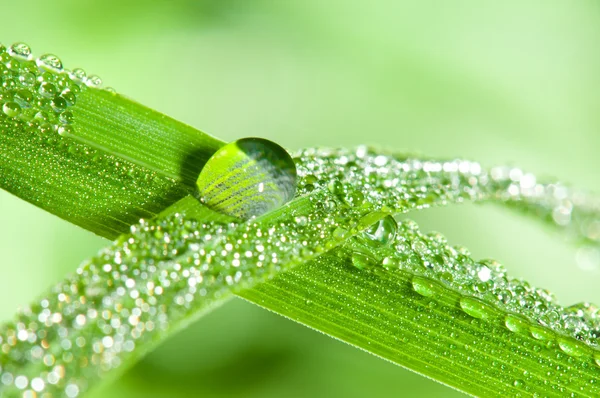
[69,68,87,82]
[529,325,554,341]
[459,296,496,320]
[8,43,32,60]
[351,251,377,270]
[2,102,21,117]
[557,338,587,357]
[363,215,397,246]
[412,276,441,298]
[196,137,297,220]
[505,314,529,334]
[36,54,63,72]
[86,75,102,88]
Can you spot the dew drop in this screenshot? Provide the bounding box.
[505,314,529,334]
[38,82,57,98]
[8,43,32,60]
[459,296,496,320]
[86,75,102,87]
[18,72,35,87]
[196,137,297,220]
[529,325,554,341]
[59,111,74,125]
[69,68,87,82]
[351,251,377,270]
[51,96,67,112]
[2,102,21,117]
[363,215,398,246]
[36,54,63,72]
[557,338,587,357]
[412,276,440,298]
[328,179,344,197]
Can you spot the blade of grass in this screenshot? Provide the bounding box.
[0,43,223,237]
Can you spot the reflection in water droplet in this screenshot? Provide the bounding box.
[351,251,377,270]
[2,102,21,117]
[557,338,587,357]
[196,137,297,220]
[505,315,529,334]
[412,276,439,298]
[69,68,87,81]
[8,43,32,60]
[86,75,102,87]
[363,215,397,246]
[529,325,554,341]
[36,54,63,72]
[459,297,496,320]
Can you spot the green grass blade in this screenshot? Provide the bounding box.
[3,146,600,396]
[240,225,600,397]
[0,43,223,237]
[0,187,394,396]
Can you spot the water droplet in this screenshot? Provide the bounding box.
[196,137,297,220]
[69,68,87,81]
[459,296,496,320]
[529,325,554,341]
[36,54,63,72]
[59,111,74,125]
[58,125,73,136]
[412,276,441,298]
[51,96,67,112]
[86,75,102,87]
[2,102,21,117]
[381,256,398,269]
[327,179,344,196]
[513,379,525,388]
[8,43,32,60]
[351,251,377,270]
[18,72,35,87]
[61,89,76,105]
[38,82,57,98]
[557,338,587,357]
[363,215,397,246]
[505,314,529,334]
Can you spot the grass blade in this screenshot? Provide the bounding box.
[0,43,223,237]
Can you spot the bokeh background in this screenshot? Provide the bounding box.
[2,1,600,397]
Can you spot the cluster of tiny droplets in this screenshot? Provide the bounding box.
[0,42,186,238]
[0,42,106,140]
[294,146,600,364]
[0,152,382,397]
[2,144,600,396]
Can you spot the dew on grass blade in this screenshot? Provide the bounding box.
[36,54,63,72]
[362,215,397,246]
[196,137,297,220]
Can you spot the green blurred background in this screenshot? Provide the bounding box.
[1,1,600,396]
